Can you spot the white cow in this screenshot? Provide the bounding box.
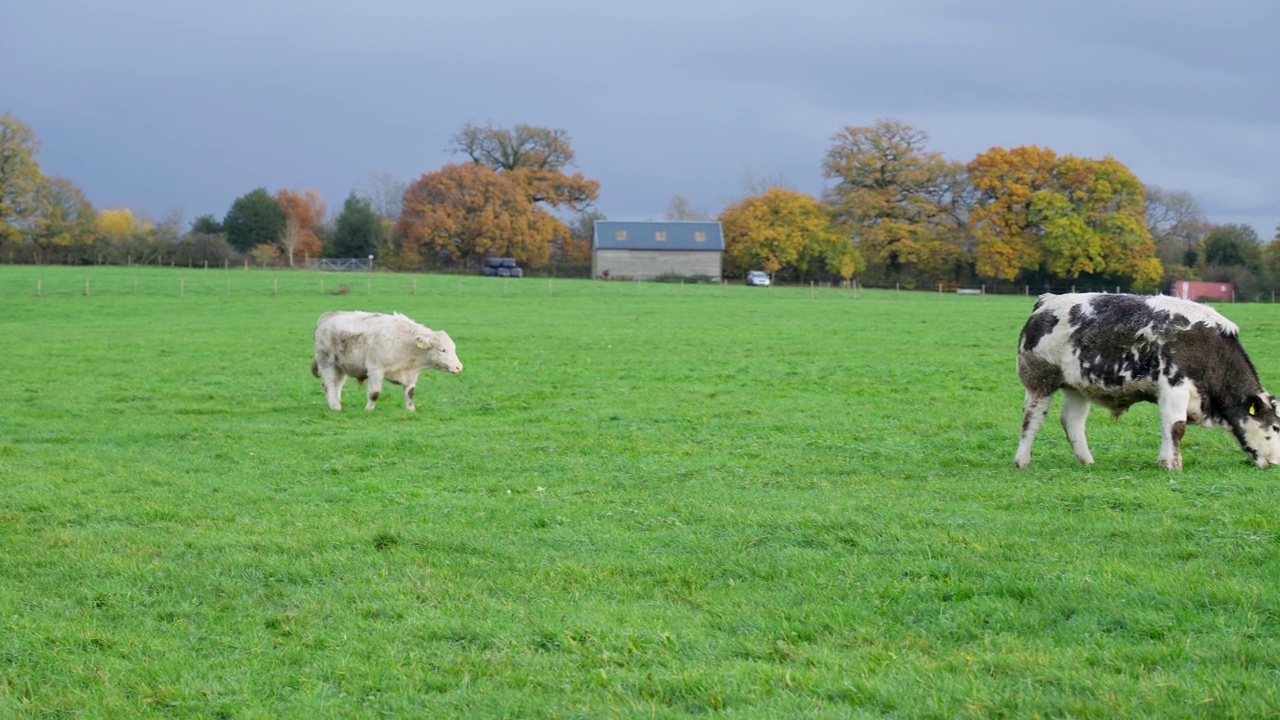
[311,311,463,412]
[1015,293,1280,470]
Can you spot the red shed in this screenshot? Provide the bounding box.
[1173,280,1234,302]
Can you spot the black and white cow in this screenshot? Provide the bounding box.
[1014,293,1280,470]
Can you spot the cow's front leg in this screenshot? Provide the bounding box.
[365,368,385,411]
[1060,389,1094,465]
[1157,384,1190,471]
[1015,391,1053,468]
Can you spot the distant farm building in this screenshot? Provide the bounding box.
[592,221,724,281]
[1173,280,1234,302]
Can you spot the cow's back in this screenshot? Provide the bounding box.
[1018,292,1256,410]
[314,311,435,372]
[315,311,385,369]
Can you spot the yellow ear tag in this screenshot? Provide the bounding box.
[416,339,427,349]
[1250,405,1257,416]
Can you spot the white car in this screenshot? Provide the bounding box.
[745,270,771,287]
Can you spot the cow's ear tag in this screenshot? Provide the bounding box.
[416,339,427,349]
[1251,406,1258,416]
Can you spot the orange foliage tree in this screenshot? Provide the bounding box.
[719,188,859,281]
[433,123,600,268]
[450,122,600,212]
[968,147,1161,288]
[393,163,561,270]
[561,210,604,264]
[274,189,325,267]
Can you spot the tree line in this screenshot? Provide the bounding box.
[2,111,1278,295]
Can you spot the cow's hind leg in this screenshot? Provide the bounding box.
[1014,391,1054,468]
[317,363,347,411]
[1157,382,1190,471]
[1060,388,1094,465]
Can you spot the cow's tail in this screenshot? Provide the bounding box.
[310,358,320,378]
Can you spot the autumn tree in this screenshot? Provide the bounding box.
[394,163,562,270]
[97,208,150,244]
[223,188,285,252]
[0,113,44,244]
[450,122,600,211]
[965,146,1059,280]
[29,176,96,260]
[822,119,970,286]
[968,147,1161,289]
[331,192,382,258]
[274,189,325,266]
[719,188,858,281]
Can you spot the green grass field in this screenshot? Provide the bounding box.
[3,265,1280,718]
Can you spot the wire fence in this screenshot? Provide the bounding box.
[7,266,1280,303]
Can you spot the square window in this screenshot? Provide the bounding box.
[655,231,667,241]
[694,231,706,242]
[615,230,626,241]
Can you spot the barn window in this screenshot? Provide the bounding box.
[694,231,706,242]
[655,231,667,241]
[615,230,626,241]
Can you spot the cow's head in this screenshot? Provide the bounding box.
[1236,393,1280,467]
[416,331,464,374]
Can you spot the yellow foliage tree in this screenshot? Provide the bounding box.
[97,208,149,243]
[719,188,858,280]
[968,147,1161,288]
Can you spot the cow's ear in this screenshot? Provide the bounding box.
[414,335,432,350]
[1250,396,1267,417]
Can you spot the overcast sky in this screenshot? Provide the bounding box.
[4,0,1279,237]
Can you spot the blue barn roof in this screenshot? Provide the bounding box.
[593,221,724,251]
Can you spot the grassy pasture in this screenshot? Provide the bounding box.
[3,265,1280,718]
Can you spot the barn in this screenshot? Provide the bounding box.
[592,221,724,281]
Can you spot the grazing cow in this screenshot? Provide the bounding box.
[311,311,463,412]
[1014,293,1280,470]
